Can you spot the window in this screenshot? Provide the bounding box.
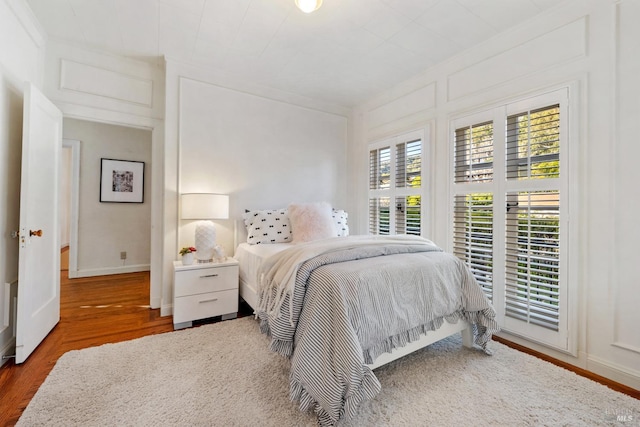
[369,131,423,236]
[452,90,570,351]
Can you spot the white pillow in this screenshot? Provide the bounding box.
[242,209,292,245]
[332,209,349,237]
[288,202,335,243]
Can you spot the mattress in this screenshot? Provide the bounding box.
[235,242,291,309]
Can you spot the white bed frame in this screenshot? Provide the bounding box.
[239,276,259,312]
[367,320,473,369]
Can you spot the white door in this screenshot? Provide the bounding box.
[15,83,63,364]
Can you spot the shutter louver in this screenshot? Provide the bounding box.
[507,105,560,180]
[370,147,390,190]
[453,193,493,301]
[395,196,421,235]
[369,198,378,234]
[396,143,406,188]
[369,150,377,190]
[396,139,422,188]
[454,122,494,183]
[505,191,560,331]
[369,197,390,235]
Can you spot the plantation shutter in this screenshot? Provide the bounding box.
[504,104,562,335]
[453,194,493,300]
[451,90,570,352]
[505,191,560,330]
[369,197,390,235]
[369,147,390,190]
[369,133,423,236]
[454,121,494,183]
[395,196,421,235]
[506,105,560,180]
[452,114,495,301]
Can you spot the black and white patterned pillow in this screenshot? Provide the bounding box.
[332,209,349,237]
[243,209,292,244]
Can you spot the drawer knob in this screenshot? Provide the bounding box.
[200,274,219,278]
[199,298,218,303]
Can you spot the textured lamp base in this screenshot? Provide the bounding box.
[195,220,216,263]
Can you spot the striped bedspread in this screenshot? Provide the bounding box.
[256,236,499,426]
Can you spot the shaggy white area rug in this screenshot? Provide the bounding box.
[18,317,639,426]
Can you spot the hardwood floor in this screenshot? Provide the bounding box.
[0,270,174,426]
[493,336,640,400]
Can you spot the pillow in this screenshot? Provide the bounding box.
[288,202,335,243]
[332,209,349,237]
[242,209,292,245]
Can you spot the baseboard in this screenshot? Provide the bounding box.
[494,336,640,398]
[587,353,640,392]
[150,296,162,310]
[494,331,580,365]
[160,302,173,317]
[71,264,150,278]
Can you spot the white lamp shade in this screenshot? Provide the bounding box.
[181,193,229,220]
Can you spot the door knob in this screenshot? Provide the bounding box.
[29,229,43,237]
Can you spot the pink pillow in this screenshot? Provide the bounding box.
[288,202,335,243]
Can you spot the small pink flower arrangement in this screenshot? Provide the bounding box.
[179,246,196,256]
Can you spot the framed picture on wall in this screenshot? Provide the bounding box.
[100,158,145,203]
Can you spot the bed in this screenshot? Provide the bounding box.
[235,203,499,426]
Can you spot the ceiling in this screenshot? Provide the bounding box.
[25,0,559,108]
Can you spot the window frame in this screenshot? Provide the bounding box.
[368,129,427,237]
[449,87,577,355]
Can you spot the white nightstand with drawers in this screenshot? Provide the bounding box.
[173,258,239,330]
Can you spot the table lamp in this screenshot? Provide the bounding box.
[181,193,229,263]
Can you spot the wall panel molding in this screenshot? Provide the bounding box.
[612,0,640,354]
[587,353,640,391]
[367,82,436,131]
[447,18,587,101]
[60,59,153,107]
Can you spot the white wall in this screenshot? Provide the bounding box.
[350,0,640,390]
[0,0,46,365]
[178,78,348,253]
[63,118,152,277]
[163,59,349,315]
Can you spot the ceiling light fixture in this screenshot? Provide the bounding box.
[295,0,322,13]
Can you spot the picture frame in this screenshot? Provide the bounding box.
[100,158,145,203]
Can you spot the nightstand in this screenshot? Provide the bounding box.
[173,258,239,330]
